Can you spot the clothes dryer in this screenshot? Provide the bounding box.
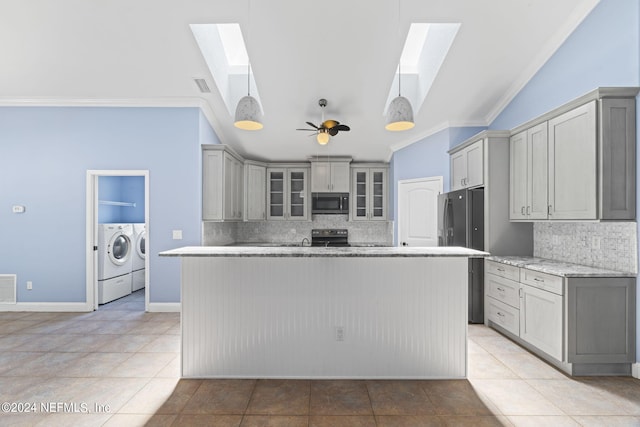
[131,223,146,292]
[98,223,133,304]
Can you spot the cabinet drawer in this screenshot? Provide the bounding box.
[486,297,520,336]
[485,260,520,282]
[521,269,563,295]
[486,274,520,308]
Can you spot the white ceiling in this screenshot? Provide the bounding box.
[0,0,599,161]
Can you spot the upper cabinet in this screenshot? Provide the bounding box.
[450,139,484,191]
[202,145,244,221]
[244,160,266,221]
[310,158,351,193]
[267,165,310,221]
[509,88,637,221]
[351,165,388,221]
[509,122,549,220]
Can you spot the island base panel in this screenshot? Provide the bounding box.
[181,256,468,379]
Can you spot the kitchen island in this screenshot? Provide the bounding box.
[160,246,488,379]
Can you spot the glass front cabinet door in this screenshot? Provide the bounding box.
[267,167,309,220]
[351,166,388,221]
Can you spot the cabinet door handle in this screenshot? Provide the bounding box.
[548,205,552,216]
[526,206,530,215]
[519,288,523,298]
[521,206,525,215]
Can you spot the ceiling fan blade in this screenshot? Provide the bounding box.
[296,128,317,131]
[328,127,339,136]
[306,121,319,130]
[335,124,350,132]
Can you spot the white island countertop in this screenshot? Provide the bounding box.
[159,245,489,258]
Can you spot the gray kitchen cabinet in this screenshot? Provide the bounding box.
[450,139,483,191]
[351,165,387,221]
[548,101,597,219]
[310,158,351,193]
[519,280,563,361]
[244,161,266,221]
[267,166,309,220]
[223,152,244,220]
[509,123,548,220]
[509,87,637,221]
[202,145,244,221]
[485,259,636,376]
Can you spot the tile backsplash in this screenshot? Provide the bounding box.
[534,222,637,274]
[203,215,394,246]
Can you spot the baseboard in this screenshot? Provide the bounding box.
[633,363,640,379]
[0,302,91,312]
[148,302,181,312]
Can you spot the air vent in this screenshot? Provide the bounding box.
[194,78,211,93]
[0,275,16,304]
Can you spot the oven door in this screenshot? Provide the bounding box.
[311,193,349,214]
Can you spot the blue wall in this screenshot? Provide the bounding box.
[0,106,216,304]
[490,0,639,130]
[98,176,145,224]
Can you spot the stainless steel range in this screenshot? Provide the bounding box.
[311,229,349,247]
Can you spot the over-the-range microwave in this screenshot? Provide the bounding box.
[311,193,349,214]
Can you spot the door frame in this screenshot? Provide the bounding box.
[86,170,150,311]
[397,176,443,247]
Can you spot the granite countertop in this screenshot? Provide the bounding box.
[488,256,635,278]
[160,246,490,258]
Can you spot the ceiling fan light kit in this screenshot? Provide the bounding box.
[316,129,330,145]
[296,98,350,145]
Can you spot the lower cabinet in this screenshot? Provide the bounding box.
[485,259,635,376]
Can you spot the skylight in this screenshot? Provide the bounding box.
[384,23,460,116]
[190,23,263,117]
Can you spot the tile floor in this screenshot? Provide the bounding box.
[0,290,639,426]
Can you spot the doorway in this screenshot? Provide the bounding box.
[86,170,149,311]
[398,176,443,247]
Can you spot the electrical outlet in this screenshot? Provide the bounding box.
[172,230,183,240]
[591,236,601,250]
[26,281,32,290]
[335,326,344,342]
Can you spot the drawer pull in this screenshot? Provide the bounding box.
[496,287,505,292]
[496,268,505,272]
[533,277,545,282]
[496,312,505,318]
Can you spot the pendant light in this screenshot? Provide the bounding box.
[234,63,263,130]
[385,64,414,131]
[234,0,263,131]
[385,0,414,131]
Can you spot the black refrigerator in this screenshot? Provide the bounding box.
[437,188,485,324]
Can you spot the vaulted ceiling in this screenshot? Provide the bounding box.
[0,0,599,161]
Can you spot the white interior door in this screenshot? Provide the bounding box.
[398,177,443,247]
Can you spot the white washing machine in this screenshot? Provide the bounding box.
[131,223,146,292]
[98,223,133,304]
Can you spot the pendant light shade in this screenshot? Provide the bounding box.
[385,95,414,131]
[234,95,263,130]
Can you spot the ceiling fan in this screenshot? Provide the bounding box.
[296,98,350,145]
